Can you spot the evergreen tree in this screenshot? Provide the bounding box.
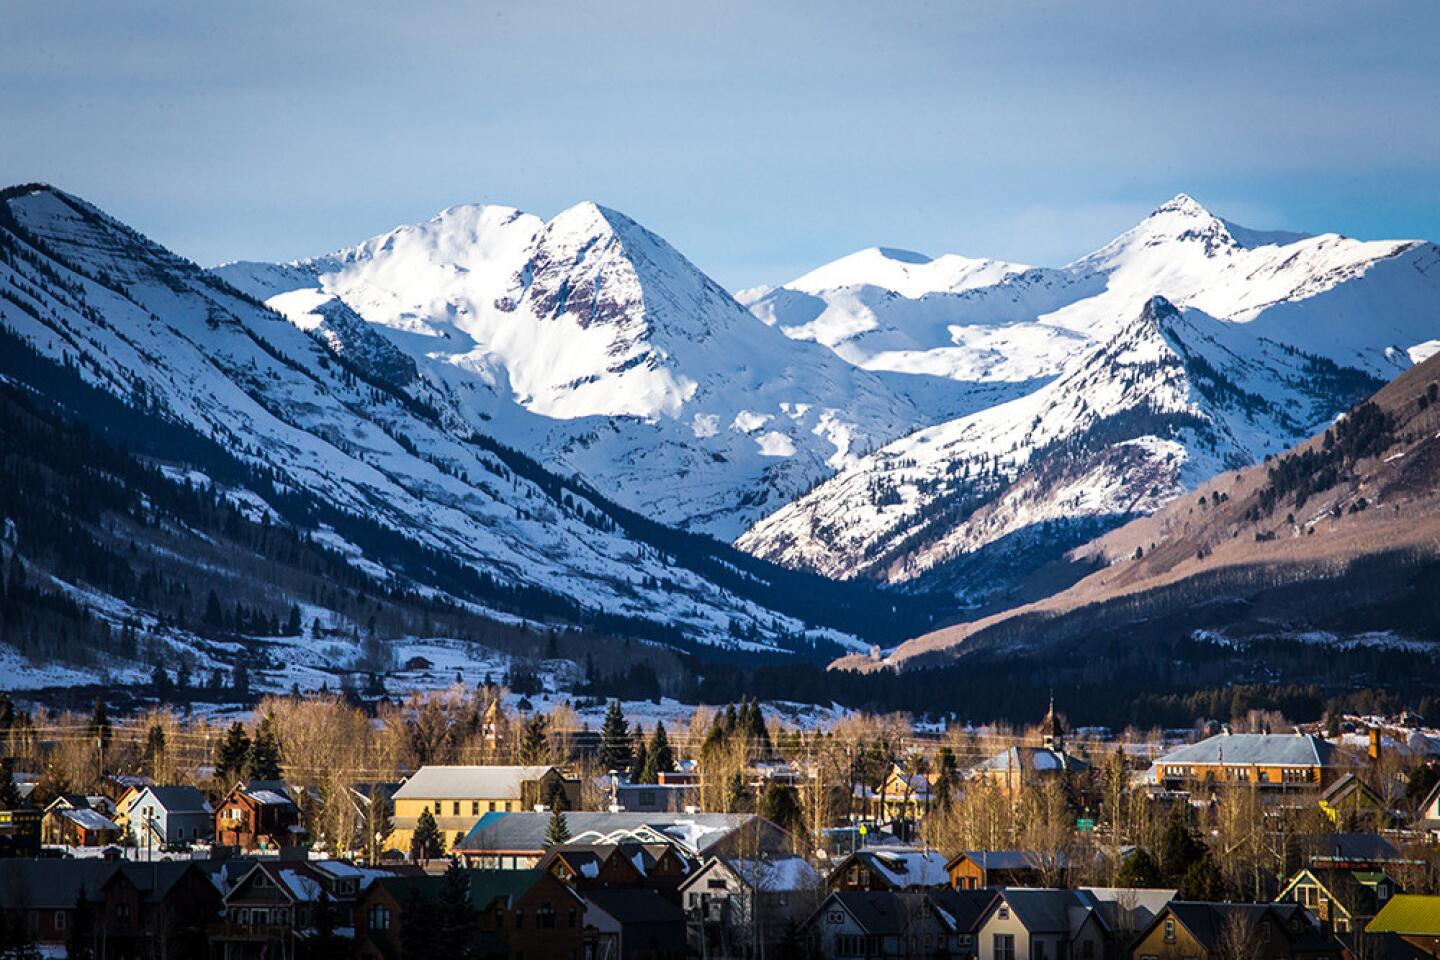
[544,807,571,849]
[232,663,250,699]
[642,721,675,783]
[214,722,251,785]
[598,700,632,774]
[630,726,649,783]
[400,889,438,957]
[286,603,302,636]
[151,666,171,697]
[244,715,282,781]
[519,713,549,765]
[87,698,111,752]
[66,886,95,960]
[1114,847,1163,888]
[411,808,443,860]
[437,860,477,955]
[141,724,166,779]
[0,759,22,809]
[204,590,224,628]
[758,779,804,835]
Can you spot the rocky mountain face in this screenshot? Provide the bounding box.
[847,346,1440,674]
[0,184,937,665]
[739,196,1440,605]
[216,202,975,540]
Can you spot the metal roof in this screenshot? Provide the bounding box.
[455,811,770,857]
[1157,732,1339,767]
[392,765,557,801]
[1368,895,1440,935]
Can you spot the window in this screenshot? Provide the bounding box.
[1163,919,1176,943]
[1033,940,1046,960]
[836,935,863,956]
[514,907,525,929]
[368,905,391,931]
[472,801,480,815]
[453,801,460,816]
[999,906,1010,920]
[568,906,577,928]
[994,933,1015,960]
[489,801,496,812]
[54,911,66,931]
[538,903,556,929]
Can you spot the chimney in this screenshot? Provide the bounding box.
[1368,727,1381,762]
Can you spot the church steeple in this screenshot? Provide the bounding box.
[1043,695,1064,752]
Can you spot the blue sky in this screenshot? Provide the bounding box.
[4,1,1438,289]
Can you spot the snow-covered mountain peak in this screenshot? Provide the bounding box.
[786,245,1030,299]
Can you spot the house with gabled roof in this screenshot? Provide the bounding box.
[1319,773,1391,828]
[828,847,951,892]
[1278,865,1398,934]
[1129,901,1336,960]
[41,796,121,847]
[122,784,212,848]
[214,780,305,851]
[1417,779,1440,837]
[680,852,823,954]
[584,886,687,960]
[0,859,222,953]
[353,867,585,960]
[948,850,1075,890]
[976,887,1110,960]
[1366,894,1440,957]
[802,888,997,960]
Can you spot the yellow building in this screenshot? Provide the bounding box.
[386,765,578,854]
[1154,730,1341,793]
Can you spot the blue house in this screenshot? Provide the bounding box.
[124,786,213,847]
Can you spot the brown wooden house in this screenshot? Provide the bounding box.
[947,850,1072,890]
[355,868,585,960]
[1130,902,1337,960]
[214,781,305,851]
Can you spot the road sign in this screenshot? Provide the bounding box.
[1076,818,1095,832]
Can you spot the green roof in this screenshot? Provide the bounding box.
[1368,895,1440,935]
[373,868,545,911]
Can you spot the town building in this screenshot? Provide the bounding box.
[1152,731,1341,794]
[388,764,578,854]
[969,700,1091,798]
[828,847,952,892]
[122,784,213,848]
[454,810,791,870]
[947,850,1073,891]
[214,780,305,851]
[679,854,821,957]
[1278,866,1398,934]
[354,868,585,960]
[802,888,997,960]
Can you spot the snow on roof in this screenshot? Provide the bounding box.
[277,868,324,902]
[859,848,951,887]
[393,765,556,801]
[729,856,820,892]
[1158,732,1338,767]
[246,790,293,806]
[59,808,120,832]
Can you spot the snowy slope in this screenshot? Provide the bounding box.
[747,195,1439,383]
[216,204,991,539]
[737,296,1389,592]
[737,196,1440,593]
[0,183,870,654]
